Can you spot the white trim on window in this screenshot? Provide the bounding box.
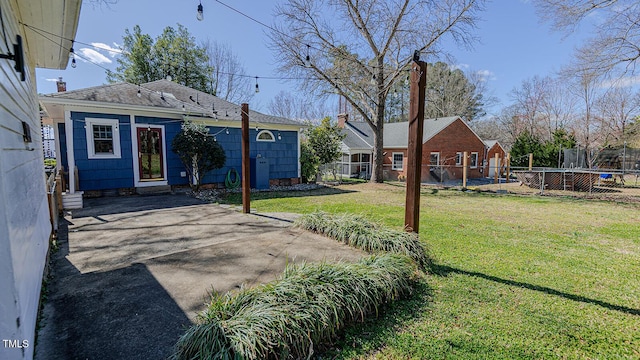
[470,152,479,168]
[256,130,275,142]
[455,152,462,165]
[430,152,440,166]
[392,152,404,170]
[85,118,121,159]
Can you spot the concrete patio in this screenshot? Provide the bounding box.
[35,193,363,359]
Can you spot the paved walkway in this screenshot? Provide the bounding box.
[35,194,363,360]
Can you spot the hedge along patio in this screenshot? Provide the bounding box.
[173,212,431,359]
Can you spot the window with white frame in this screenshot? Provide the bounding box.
[455,152,462,165]
[430,152,440,166]
[256,130,275,142]
[392,152,404,170]
[85,118,121,159]
[470,152,479,168]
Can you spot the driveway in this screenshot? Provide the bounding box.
[35,194,363,360]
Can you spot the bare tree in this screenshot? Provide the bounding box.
[540,76,577,140]
[270,0,485,182]
[201,39,254,104]
[534,0,640,75]
[595,85,640,145]
[267,91,332,121]
[509,75,550,138]
[496,104,526,147]
[471,115,513,148]
[565,68,603,167]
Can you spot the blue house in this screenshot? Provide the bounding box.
[40,79,303,206]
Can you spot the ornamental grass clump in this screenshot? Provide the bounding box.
[172,254,417,360]
[295,211,431,271]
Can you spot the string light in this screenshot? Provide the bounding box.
[277,132,282,140]
[137,84,142,98]
[304,44,311,68]
[69,42,76,68]
[255,76,260,93]
[197,1,204,21]
[22,22,389,86]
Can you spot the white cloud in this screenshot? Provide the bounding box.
[45,78,60,82]
[77,48,112,64]
[90,42,122,57]
[599,76,640,89]
[475,69,496,82]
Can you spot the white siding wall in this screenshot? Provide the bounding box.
[0,1,52,359]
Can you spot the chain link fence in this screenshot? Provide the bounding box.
[474,167,640,202]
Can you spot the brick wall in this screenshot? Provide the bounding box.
[383,118,487,180]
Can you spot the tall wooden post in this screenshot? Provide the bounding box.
[528,153,533,171]
[404,59,427,233]
[494,153,500,184]
[505,152,511,184]
[241,103,250,213]
[462,151,468,188]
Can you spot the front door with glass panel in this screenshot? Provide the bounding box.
[137,127,164,180]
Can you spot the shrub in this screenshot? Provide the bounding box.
[295,211,431,271]
[172,254,418,360]
[172,122,226,191]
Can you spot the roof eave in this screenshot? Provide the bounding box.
[16,0,83,69]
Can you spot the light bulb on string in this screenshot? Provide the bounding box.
[370,74,377,85]
[197,1,204,21]
[277,132,282,140]
[137,85,142,98]
[225,128,229,135]
[70,45,76,68]
[304,44,311,68]
[255,77,260,93]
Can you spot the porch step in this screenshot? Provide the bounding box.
[136,185,172,195]
[62,192,84,209]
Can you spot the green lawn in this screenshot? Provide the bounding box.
[222,184,640,359]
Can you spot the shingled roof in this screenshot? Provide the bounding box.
[383,116,461,148]
[40,79,302,126]
[342,121,374,151]
[40,82,208,114]
[143,80,301,125]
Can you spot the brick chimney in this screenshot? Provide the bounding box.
[337,113,348,128]
[56,77,66,92]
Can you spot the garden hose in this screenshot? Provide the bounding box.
[225,168,241,189]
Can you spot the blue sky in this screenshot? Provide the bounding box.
[36,0,591,115]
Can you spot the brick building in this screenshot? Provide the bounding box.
[383,116,488,182]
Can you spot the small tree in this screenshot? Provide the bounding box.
[305,117,346,180]
[300,142,319,183]
[172,122,226,190]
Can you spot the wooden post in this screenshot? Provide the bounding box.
[404,60,427,233]
[241,103,250,214]
[528,153,533,171]
[462,151,468,188]
[505,152,511,184]
[55,173,63,215]
[494,153,500,184]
